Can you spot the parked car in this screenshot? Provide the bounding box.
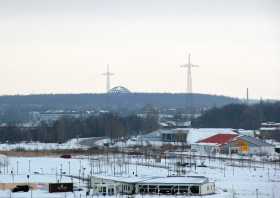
[60,154,72,159]
[12,185,30,193]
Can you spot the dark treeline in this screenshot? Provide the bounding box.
[0,93,240,123]
[0,113,159,143]
[0,93,239,110]
[192,102,280,129]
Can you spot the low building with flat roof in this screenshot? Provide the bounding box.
[90,175,215,196]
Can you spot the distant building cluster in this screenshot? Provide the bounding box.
[136,127,277,156]
[259,122,280,141]
[29,110,98,125]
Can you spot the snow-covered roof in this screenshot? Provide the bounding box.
[159,122,169,127]
[92,175,158,183]
[137,176,208,185]
[236,135,274,147]
[192,142,220,146]
[237,129,255,136]
[92,175,209,185]
[260,127,279,131]
[261,122,280,126]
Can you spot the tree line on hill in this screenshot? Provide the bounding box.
[0,113,159,143]
[0,93,239,109]
[0,93,240,123]
[192,102,280,130]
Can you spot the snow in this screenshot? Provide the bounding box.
[138,176,208,184]
[92,175,208,184]
[260,127,279,131]
[0,128,241,151]
[92,175,156,183]
[237,129,255,137]
[0,138,90,151]
[106,128,238,148]
[0,154,278,197]
[0,155,8,166]
[192,142,220,146]
[94,138,111,147]
[0,127,278,198]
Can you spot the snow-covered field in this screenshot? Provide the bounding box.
[0,153,279,198]
[0,138,90,151]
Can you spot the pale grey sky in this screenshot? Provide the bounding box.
[0,0,279,99]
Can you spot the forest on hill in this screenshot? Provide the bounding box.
[0,93,240,123]
[0,113,159,143]
[0,93,239,110]
[192,102,280,130]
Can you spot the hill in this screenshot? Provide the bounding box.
[0,93,239,111]
[192,102,280,129]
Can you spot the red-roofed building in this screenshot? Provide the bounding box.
[198,134,238,145]
[192,133,275,155]
[192,134,238,155]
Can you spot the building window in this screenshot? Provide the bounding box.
[190,186,199,194]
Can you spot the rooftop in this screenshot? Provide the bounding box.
[187,128,236,144]
[198,133,238,145]
[92,175,209,184]
[92,175,156,183]
[138,176,208,184]
[236,135,274,147]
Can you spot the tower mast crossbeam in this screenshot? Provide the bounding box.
[180,53,199,94]
[102,64,114,93]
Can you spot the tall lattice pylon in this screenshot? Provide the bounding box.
[102,64,114,93]
[180,53,199,93]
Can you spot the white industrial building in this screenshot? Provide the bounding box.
[90,175,215,196]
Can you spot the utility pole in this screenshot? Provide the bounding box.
[16,161,19,175]
[28,160,31,174]
[102,64,114,93]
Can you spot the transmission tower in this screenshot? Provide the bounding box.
[102,64,114,93]
[180,53,199,119]
[246,88,249,104]
[180,53,199,93]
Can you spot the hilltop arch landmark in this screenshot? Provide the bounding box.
[108,86,131,94]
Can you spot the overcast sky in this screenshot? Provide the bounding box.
[0,0,279,99]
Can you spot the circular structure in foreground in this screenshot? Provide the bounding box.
[109,86,131,94]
